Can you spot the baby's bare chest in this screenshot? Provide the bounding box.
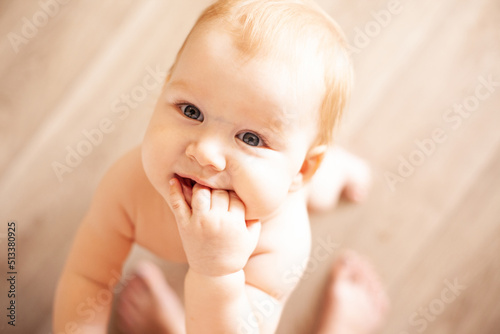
[133,198,187,262]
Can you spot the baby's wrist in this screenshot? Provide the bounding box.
[186,255,250,278]
[186,268,246,299]
[187,266,245,280]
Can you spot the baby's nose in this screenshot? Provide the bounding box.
[185,137,226,171]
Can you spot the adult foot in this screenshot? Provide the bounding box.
[316,252,389,334]
[307,147,371,212]
[116,261,185,334]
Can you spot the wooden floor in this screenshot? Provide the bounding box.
[1,0,499,333]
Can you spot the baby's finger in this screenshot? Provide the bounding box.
[228,191,245,220]
[168,178,191,225]
[191,183,211,214]
[211,189,229,211]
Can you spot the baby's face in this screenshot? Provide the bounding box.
[142,27,323,220]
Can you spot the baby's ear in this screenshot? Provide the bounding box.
[290,144,328,191]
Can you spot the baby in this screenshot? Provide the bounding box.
[54,0,386,333]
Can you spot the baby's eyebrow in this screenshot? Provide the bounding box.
[164,80,201,106]
[253,111,291,145]
[266,104,296,129]
[166,79,190,92]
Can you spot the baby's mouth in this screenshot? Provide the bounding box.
[174,174,202,206]
[176,174,196,189]
[173,174,232,207]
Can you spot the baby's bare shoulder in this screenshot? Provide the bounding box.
[94,146,157,220]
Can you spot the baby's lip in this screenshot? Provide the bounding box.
[175,173,217,189]
[174,173,234,195]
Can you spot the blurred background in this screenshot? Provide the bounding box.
[0,0,499,333]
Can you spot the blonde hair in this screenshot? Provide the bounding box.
[169,0,353,146]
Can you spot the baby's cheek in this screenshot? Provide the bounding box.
[142,140,162,175]
[241,175,289,220]
[142,137,172,193]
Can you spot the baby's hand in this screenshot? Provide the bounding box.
[168,178,261,277]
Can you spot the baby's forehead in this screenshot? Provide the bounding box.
[227,36,326,117]
[190,21,326,85]
[237,55,323,130]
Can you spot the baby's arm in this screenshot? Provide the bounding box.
[168,179,306,333]
[53,154,135,333]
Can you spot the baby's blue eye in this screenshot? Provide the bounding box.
[238,132,262,147]
[181,104,203,121]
